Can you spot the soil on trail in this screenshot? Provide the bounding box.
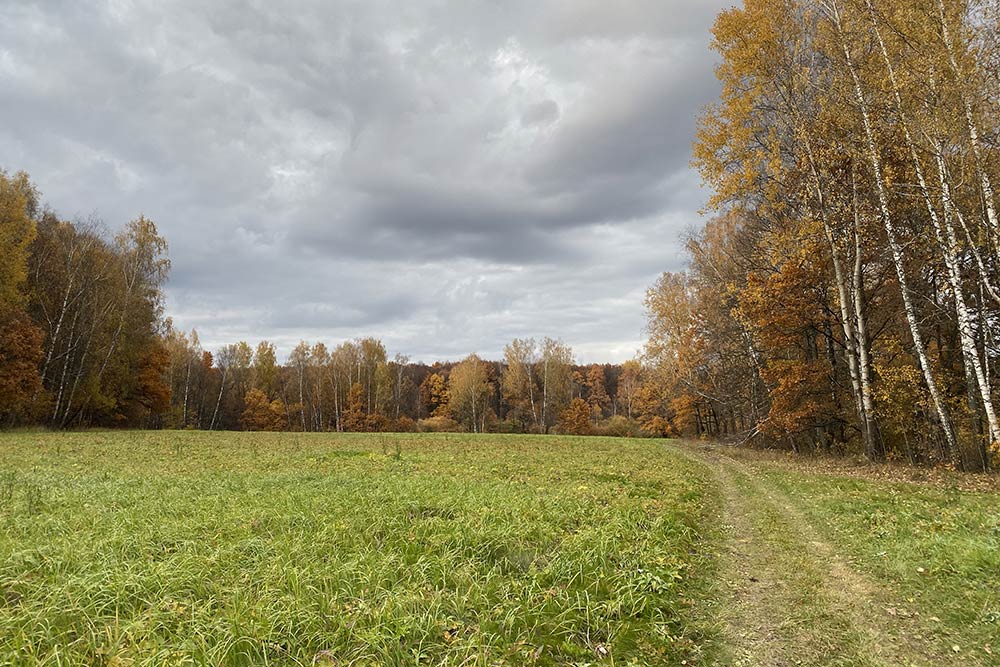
[673,442,961,667]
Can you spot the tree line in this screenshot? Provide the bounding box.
[643,0,1000,470]
[160,330,651,435]
[2,170,685,435]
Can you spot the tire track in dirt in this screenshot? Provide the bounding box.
[673,442,951,667]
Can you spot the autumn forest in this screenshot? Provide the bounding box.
[0,173,645,437]
[3,0,1000,473]
[648,0,1000,471]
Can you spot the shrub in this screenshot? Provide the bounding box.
[417,415,461,432]
[391,416,417,432]
[595,415,639,438]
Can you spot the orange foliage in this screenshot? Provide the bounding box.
[558,398,592,435]
[0,311,44,424]
[241,389,287,431]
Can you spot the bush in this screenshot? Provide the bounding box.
[417,416,461,433]
[366,413,391,432]
[493,419,522,434]
[594,415,640,438]
[391,416,417,433]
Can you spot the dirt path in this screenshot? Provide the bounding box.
[673,442,953,667]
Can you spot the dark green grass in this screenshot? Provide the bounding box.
[0,431,721,666]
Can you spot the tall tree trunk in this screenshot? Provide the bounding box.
[865,0,1000,452]
[471,386,478,433]
[332,374,341,431]
[827,0,960,465]
[852,204,879,458]
[182,357,191,427]
[527,365,538,429]
[541,358,549,432]
[932,145,1000,452]
[801,128,875,458]
[298,365,306,431]
[210,367,227,431]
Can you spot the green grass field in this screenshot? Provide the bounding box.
[0,432,997,666]
[0,432,721,667]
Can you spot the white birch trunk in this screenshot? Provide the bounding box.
[866,0,1000,451]
[827,0,960,463]
[802,131,875,457]
[934,146,1000,451]
[210,366,227,431]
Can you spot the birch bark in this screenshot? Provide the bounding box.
[824,0,960,464]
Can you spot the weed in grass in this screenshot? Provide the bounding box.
[380,435,402,460]
[23,482,44,516]
[0,471,15,508]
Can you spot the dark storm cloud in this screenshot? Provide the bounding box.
[0,0,728,362]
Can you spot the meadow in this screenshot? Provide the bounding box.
[0,431,997,666]
[0,432,720,667]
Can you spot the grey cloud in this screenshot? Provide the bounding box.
[521,99,560,127]
[0,0,727,363]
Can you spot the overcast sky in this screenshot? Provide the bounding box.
[1,0,727,364]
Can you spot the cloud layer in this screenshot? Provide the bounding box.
[0,0,726,363]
